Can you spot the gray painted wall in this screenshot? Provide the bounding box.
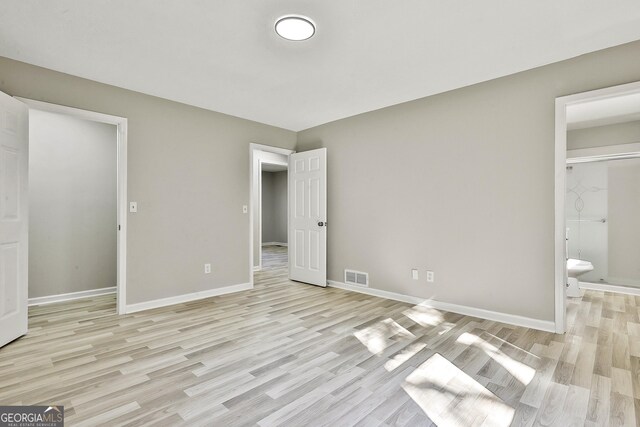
[568,121,640,150]
[0,56,296,305]
[297,40,640,322]
[273,171,288,244]
[261,171,276,243]
[608,159,640,286]
[29,110,117,298]
[2,39,640,320]
[261,171,287,244]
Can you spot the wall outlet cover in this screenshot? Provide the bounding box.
[426,270,434,282]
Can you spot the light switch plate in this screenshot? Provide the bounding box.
[242,205,248,214]
[411,269,419,280]
[129,202,137,213]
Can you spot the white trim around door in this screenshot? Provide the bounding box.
[554,80,640,334]
[567,142,640,161]
[249,143,294,284]
[16,98,129,315]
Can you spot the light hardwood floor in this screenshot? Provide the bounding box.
[1,246,638,426]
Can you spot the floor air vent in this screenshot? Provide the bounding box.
[345,269,368,287]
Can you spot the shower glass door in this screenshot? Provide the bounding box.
[566,162,608,283]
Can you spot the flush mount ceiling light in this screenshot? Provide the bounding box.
[275,15,315,41]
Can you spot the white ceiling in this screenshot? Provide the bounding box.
[567,92,640,130]
[1,1,640,131]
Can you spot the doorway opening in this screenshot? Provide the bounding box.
[566,154,640,296]
[19,98,128,315]
[250,143,293,280]
[260,162,289,270]
[554,81,640,333]
[249,144,328,288]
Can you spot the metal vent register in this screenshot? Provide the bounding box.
[344,270,368,287]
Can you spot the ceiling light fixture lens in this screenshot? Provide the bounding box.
[275,15,315,41]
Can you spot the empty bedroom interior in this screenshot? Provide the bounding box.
[1,2,640,426]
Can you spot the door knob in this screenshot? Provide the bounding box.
[317,221,326,227]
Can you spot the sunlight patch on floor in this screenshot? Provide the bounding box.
[402,353,514,427]
[384,342,427,372]
[403,305,444,327]
[354,318,415,355]
[456,332,535,385]
[481,331,540,359]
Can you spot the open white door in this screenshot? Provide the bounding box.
[0,92,28,348]
[289,148,327,287]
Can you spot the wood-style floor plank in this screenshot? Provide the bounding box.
[0,246,638,426]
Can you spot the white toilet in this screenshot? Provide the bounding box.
[566,258,594,297]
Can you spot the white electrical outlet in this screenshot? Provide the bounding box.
[204,263,211,274]
[411,269,419,280]
[426,270,434,283]
[242,205,248,213]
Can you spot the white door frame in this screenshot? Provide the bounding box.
[554,80,640,333]
[567,142,640,161]
[249,143,294,282]
[16,98,128,315]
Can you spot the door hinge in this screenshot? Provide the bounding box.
[118,225,121,231]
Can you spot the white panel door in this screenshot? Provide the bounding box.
[289,148,327,287]
[0,91,28,348]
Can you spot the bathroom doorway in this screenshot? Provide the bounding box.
[566,155,640,293]
[555,81,640,333]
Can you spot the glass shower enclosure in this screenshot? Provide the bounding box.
[566,158,640,288]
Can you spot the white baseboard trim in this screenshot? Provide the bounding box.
[28,286,116,306]
[327,281,555,333]
[606,276,640,287]
[580,281,640,296]
[262,242,288,247]
[125,282,252,314]
[253,266,261,272]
